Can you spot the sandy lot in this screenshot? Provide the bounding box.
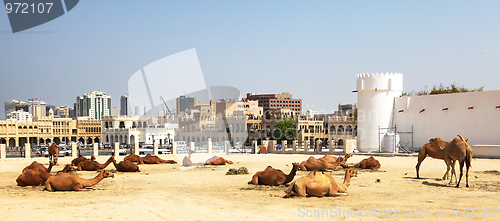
[1,153,499,221]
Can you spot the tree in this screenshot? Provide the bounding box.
[273,117,296,142]
[402,83,484,96]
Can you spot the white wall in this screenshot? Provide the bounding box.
[394,90,500,148]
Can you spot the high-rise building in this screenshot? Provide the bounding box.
[176,96,196,115]
[120,95,129,115]
[76,91,111,120]
[6,110,32,122]
[246,92,302,114]
[56,106,70,118]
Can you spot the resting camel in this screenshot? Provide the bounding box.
[321,154,352,165]
[16,169,53,186]
[299,156,344,171]
[112,157,140,172]
[142,154,177,164]
[124,154,144,164]
[248,163,300,186]
[182,150,194,167]
[430,135,473,187]
[44,170,114,191]
[48,143,59,165]
[259,146,267,154]
[415,139,456,180]
[71,155,96,166]
[285,169,357,198]
[348,156,381,169]
[77,156,114,171]
[205,156,233,165]
[59,164,77,173]
[22,161,54,173]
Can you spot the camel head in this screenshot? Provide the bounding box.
[101,170,115,178]
[344,154,352,159]
[291,162,300,170]
[62,164,77,172]
[49,161,55,167]
[346,169,357,178]
[91,155,96,161]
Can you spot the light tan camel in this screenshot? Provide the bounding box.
[77,156,114,171]
[22,161,54,173]
[182,150,194,167]
[71,155,96,166]
[124,154,144,164]
[321,154,352,165]
[205,156,233,165]
[299,156,344,171]
[44,170,114,191]
[431,135,473,187]
[285,169,357,198]
[48,143,59,165]
[112,156,140,172]
[415,139,456,180]
[248,163,300,186]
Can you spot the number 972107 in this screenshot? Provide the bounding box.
[5,2,53,14]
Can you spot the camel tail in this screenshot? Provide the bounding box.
[284,181,296,198]
[466,148,472,169]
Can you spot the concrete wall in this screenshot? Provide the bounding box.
[394,90,500,148]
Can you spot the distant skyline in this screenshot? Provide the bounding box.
[1,1,499,119]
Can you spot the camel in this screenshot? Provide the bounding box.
[44,170,114,191]
[285,169,357,198]
[248,163,300,186]
[77,156,114,171]
[321,154,352,165]
[299,156,344,171]
[48,143,59,165]
[112,156,140,172]
[259,146,267,154]
[348,156,381,169]
[16,169,53,186]
[182,150,194,166]
[59,164,77,173]
[430,135,473,187]
[124,154,144,164]
[22,161,54,174]
[415,139,456,180]
[205,156,233,165]
[142,154,177,164]
[71,155,96,166]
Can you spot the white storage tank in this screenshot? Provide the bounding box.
[382,133,400,153]
[357,73,403,152]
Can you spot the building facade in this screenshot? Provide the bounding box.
[6,110,32,122]
[76,91,111,120]
[120,95,129,115]
[246,92,302,114]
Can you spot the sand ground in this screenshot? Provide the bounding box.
[1,153,500,221]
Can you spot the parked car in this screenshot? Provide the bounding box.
[36,147,48,156]
[59,146,71,157]
[138,145,154,155]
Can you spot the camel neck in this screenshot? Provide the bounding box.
[101,157,113,169]
[46,163,53,173]
[284,166,298,184]
[82,171,105,188]
[343,172,352,188]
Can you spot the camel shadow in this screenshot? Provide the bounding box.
[420,180,452,188]
[402,176,443,182]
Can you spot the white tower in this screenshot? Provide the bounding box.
[357,73,403,152]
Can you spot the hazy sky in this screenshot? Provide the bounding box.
[1,1,499,119]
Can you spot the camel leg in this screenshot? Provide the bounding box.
[45,181,54,192]
[415,150,426,179]
[248,173,260,185]
[465,164,469,188]
[456,161,464,188]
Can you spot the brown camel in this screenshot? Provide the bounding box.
[44,170,114,191]
[299,156,344,171]
[71,155,96,166]
[16,169,53,186]
[48,143,59,165]
[259,146,267,154]
[59,164,77,173]
[431,135,473,187]
[285,169,357,198]
[22,161,54,174]
[77,156,114,171]
[142,154,177,164]
[348,156,381,169]
[124,154,144,164]
[205,156,233,165]
[112,157,140,172]
[182,150,194,166]
[248,163,300,186]
[415,139,456,180]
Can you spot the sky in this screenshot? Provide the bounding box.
[1,1,499,119]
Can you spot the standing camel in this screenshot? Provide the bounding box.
[415,139,456,180]
[430,135,473,187]
[48,143,59,165]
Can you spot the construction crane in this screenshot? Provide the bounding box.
[160,96,173,116]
